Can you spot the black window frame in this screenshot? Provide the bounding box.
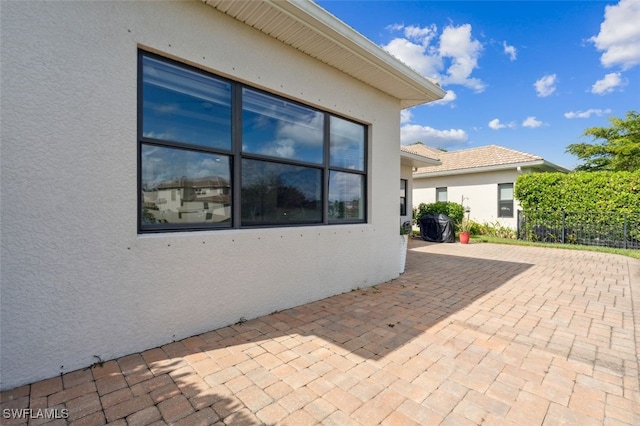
[497,183,514,218]
[137,50,368,233]
[400,179,407,216]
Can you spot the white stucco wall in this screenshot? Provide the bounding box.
[0,1,403,390]
[413,169,523,228]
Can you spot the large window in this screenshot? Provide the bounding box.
[498,183,514,218]
[139,51,367,232]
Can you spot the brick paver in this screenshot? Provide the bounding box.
[1,240,639,425]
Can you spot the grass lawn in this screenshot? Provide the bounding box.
[470,235,640,261]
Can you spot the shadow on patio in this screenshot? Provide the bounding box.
[1,238,535,424]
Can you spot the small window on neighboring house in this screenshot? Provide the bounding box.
[498,183,514,218]
[436,187,447,203]
[400,179,407,216]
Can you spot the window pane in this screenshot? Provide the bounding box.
[499,201,514,218]
[499,184,514,200]
[241,159,322,224]
[242,89,324,164]
[330,116,365,171]
[436,187,448,202]
[142,55,231,149]
[400,179,407,216]
[141,145,231,226]
[328,171,364,221]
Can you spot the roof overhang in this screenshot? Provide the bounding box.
[401,151,441,168]
[414,160,571,178]
[201,0,446,108]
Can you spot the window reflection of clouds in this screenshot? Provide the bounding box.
[143,56,231,106]
[143,56,231,149]
[330,116,365,171]
[242,89,324,164]
[142,145,230,188]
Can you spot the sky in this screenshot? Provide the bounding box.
[316,0,640,169]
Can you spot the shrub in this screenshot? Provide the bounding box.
[476,221,517,239]
[414,202,465,226]
[515,171,640,245]
[515,171,640,213]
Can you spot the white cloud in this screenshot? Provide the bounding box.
[522,116,543,128]
[404,24,438,45]
[534,74,557,97]
[384,37,443,79]
[590,0,640,70]
[439,24,485,92]
[400,124,468,148]
[428,90,457,107]
[591,72,624,94]
[400,109,413,124]
[488,118,516,130]
[383,23,485,92]
[503,41,517,61]
[564,108,612,119]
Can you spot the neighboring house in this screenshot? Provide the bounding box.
[408,144,570,228]
[0,1,445,389]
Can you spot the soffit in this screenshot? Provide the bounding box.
[201,0,445,108]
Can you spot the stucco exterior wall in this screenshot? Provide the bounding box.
[413,169,523,228]
[0,1,402,390]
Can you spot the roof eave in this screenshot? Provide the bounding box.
[401,151,441,168]
[201,0,446,107]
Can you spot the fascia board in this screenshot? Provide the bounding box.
[272,0,446,101]
[202,0,446,106]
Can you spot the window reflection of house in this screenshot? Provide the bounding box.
[143,177,231,224]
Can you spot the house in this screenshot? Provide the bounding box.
[0,1,445,389]
[407,144,570,228]
[144,177,232,224]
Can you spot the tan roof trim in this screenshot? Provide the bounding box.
[413,160,570,178]
[201,0,446,107]
[410,144,571,175]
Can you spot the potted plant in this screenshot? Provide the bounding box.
[459,217,472,244]
[399,222,410,274]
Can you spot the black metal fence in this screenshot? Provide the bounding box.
[517,210,640,250]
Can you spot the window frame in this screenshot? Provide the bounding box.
[497,183,514,218]
[138,50,368,233]
[400,179,407,216]
[436,187,448,203]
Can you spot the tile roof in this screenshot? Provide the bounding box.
[409,144,553,175]
[400,144,442,168]
[401,143,446,160]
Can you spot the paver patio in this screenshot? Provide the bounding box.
[2,239,639,425]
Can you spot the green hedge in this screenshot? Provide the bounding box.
[515,171,640,213]
[414,202,465,226]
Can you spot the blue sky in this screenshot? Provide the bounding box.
[316,0,640,169]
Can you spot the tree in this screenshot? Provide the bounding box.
[566,111,640,172]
